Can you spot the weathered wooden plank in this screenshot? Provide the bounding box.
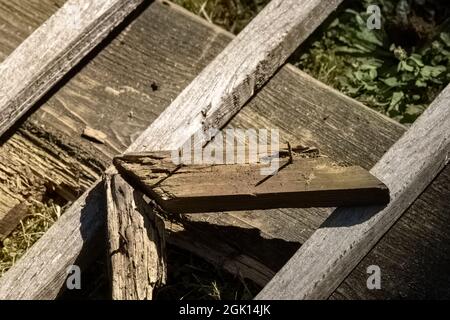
[0,0,66,61]
[0,0,145,137]
[105,173,166,300]
[114,150,389,213]
[0,0,345,298]
[0,1,405,299]
[257,84,450,300]
[332,165,450,299]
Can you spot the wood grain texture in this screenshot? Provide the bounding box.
[105,173,166,300]
[257,84,450,300]
[0,0,145,137]
[0,0,65,61]
[332,165,450,299]
[0,1,406,299]
[114,151,389,213]
[129,0,343,152]
[0,122,103,241]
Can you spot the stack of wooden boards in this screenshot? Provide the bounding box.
[0,0,448,300]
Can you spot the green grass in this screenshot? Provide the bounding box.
[155,246,260,300]
[0,201,59,277]
[293,0,450,124]
[173,0,269,34]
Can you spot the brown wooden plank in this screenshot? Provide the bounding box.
[257,84,450,300]
[114,150,389,213]
[0,1,406,298]
[105,173,166,300]
[0,0,145,137]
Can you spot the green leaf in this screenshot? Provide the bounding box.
[329,18,340,28]
[401,104,427,123]
[401,72,415,82]
[409,54,424,67]
[420,65,446,78]
[398,60,414,72]
[389,91,404,109]
[382,77,400,87]
[405,104,425,116]
[415,79,427,87]
[440,33,450,48]
[355,13,365,26]
[353,70,362,81]
[368,68,378,80]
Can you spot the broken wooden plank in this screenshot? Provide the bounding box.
[114,150,389,213]
[105,173,166,300]
[257,84,450,300]
[0,123,102,243]
[0,1,404,300]
[0,0,145,137]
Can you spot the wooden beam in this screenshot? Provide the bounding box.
[257,84,450,300]
[114,150,389,213]
[0,0,145,137]
[0,0,343,299]
[105,173,166,300]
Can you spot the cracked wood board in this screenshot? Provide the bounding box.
[105,173,166,300]
[0,123,103,242]
[113,150,389,213]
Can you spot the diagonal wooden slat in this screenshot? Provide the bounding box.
[257,84,450,300]
[0,0,145,137]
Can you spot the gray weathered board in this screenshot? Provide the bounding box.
[2,0,447,300]
[257,84,450,299]
[0,0,145,137]
[114,150,389,213]
[333,165,450,299]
